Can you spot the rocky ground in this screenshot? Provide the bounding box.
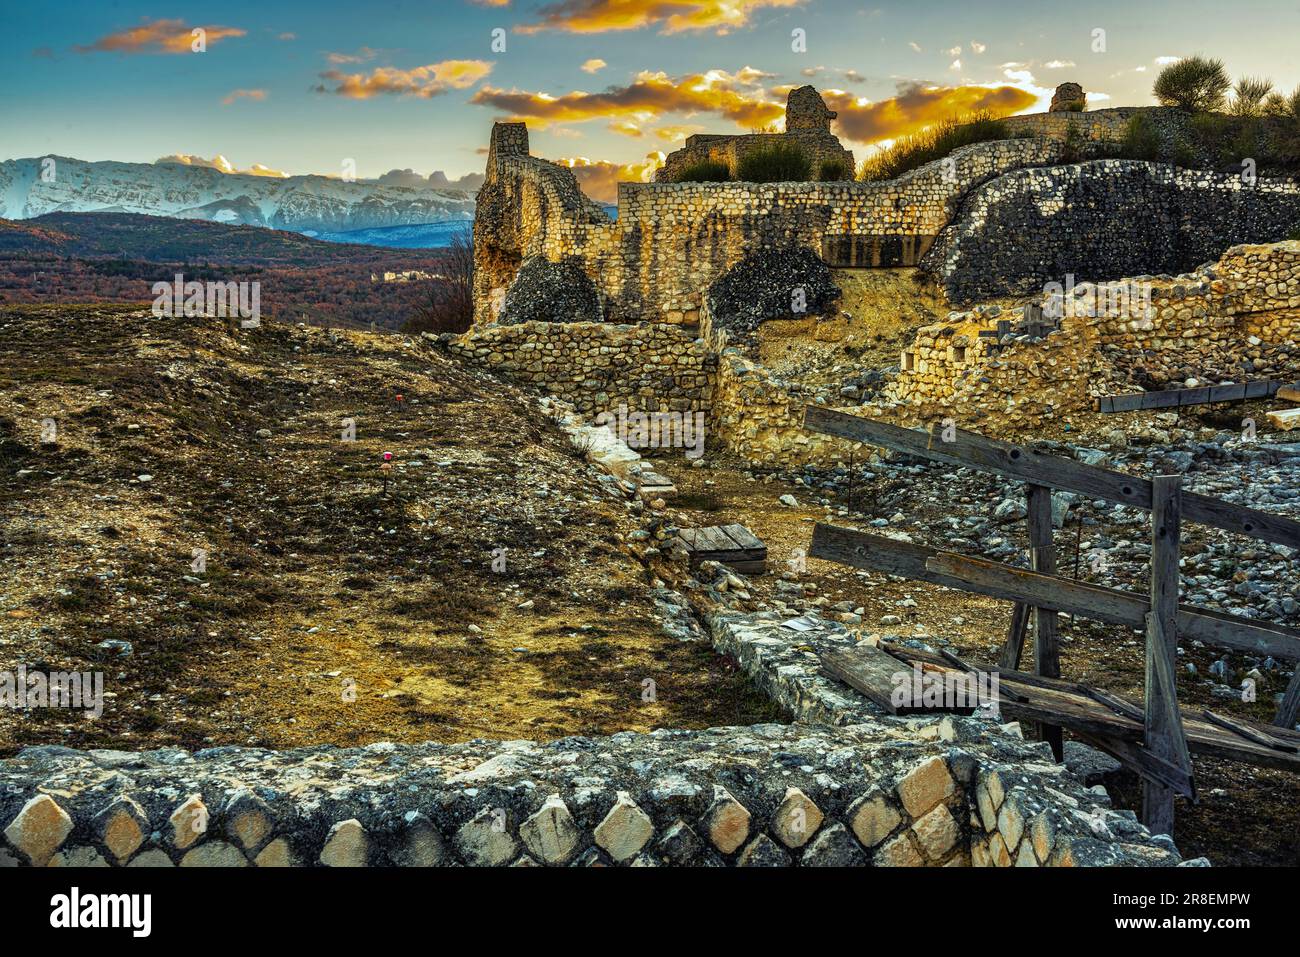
[645,411,1300,866]
[0,305,777,755]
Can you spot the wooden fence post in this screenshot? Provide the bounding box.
[1143,474,1193,835]
[1026,484,1063,760]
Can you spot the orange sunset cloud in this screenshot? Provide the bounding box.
[470,68,783,131]
[74,18,245,54]
[316,60,494,99]
[515,0,806,34]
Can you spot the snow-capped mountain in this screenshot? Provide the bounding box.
[0,156,476,234]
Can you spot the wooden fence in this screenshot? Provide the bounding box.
[804,405,1300,835]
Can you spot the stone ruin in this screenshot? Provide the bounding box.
[1049,82,1087,112]
[656,85,857,183]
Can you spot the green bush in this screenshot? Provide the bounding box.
[735,141,812,182]
[1153,56,1230,112]
[1117,114,1163,161]
[816,158,851,181]
[858,111,1009,181]
[673,159,732,183]
[1230,76,1275,117]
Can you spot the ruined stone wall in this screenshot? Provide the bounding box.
[448,321,714,417]
[896,242,1300,428]
[1000,106,1185,143]
[655,130,855,183]
[924,160,1300,304]
[474,123,1064,327]
[611,137,1063,323]
[710,349,864,466]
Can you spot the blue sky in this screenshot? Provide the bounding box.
[3,0,1299,194]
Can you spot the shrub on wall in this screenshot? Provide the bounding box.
[736,142,813,183]
[816,158,852,181]
[858,112,1010,182]
[1117,115,1163,161]
[674,159,732,182]
[1153,56,1231,112]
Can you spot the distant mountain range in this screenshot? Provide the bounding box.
[307,221,473,249]
[0,156,476,239]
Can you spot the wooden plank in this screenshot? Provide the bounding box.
[1096,379,1282,413]
[802,406,1300,548]
[1074,730,1195,797]
[1027,485,1062,760]
[810,523,1300,661]
[819,645,976,715]
[718,524,765,551]
[880,642,1300,770]
[1143,475,1190,835]
[999,602,1030,670]
[1202,709,1298,753]
[1276,669,1300,730]
[921,549,1300,662]
[1277,384,1300,403]
[1266,407,1300,431]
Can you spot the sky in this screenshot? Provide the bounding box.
[4,0,1300,200]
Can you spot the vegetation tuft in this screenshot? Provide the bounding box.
[736,141,813,183]
[857,111,1009,182]
[673,159,732,182]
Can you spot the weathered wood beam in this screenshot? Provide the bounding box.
[1027,485,1062,760]
[1143,475,1191,835]
[808,524,1300,661]
[1096,378,1284,413]
[1276,670,1300,730]
[802,406,1300,549]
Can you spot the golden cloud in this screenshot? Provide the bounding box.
[154,154,287,178]
[221,88,267,106]
[317,60,494,99]
[516,0,805,34]
[823,82,1038,145]
[470,68,782,130]
[75,18,245,54]
[557,153,665,203]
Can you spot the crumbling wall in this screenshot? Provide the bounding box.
[447,321,714,417]
[474,120,1063,326]
[925,160,1300,304]
[896,241,1300,428]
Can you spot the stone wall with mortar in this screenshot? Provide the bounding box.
[447,320,715,417]
[894,241,1300,429]
[0,605,1186,867]
[924,160,1300,305]
[1000,106,1185,143]
[473,120,1064,326]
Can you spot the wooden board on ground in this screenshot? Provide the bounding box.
[1266,407,1300,431]
[677,523,767,574]
[634,469,677,502]
[819,644,976,716]
[1095,379,1286,413]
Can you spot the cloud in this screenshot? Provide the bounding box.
[326,47,379,64]
[949,59,962,72]
[155,154,287,177]
[909,41,922,53]
[278,33,297,41]
[469,67,782,130]
[609,120,645,137]
[1154,55,1181,65]
[970,41,986,54]
[824,81,1040,146]
[653,124,705,142]
[581,58,607,73]
[840,69,866,84]
[1044,59,1076,69]
[556,153,664,203]
[75,18,245,54]
[316,59,493,98]
[945,46,962,56]
[515,0,806,35]
[377,168,485,191]
[222,89,267,106]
